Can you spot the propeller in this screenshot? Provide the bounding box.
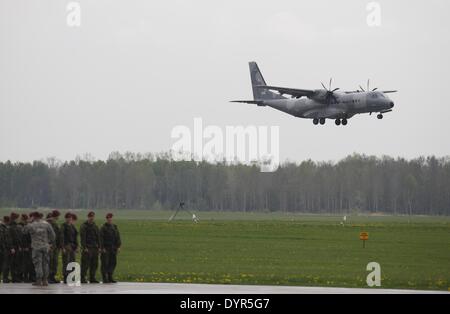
[320,78,339,105]
[359,79,378,92]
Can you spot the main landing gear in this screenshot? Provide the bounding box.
[334,118,348,126]
[313,118,348,126]
[313,118,325,125]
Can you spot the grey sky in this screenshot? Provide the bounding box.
[1,0,449,163]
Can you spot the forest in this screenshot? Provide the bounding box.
[0,152,449,215]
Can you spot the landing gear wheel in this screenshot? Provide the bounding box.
[341,119,348,126]
[313,118,319,125]
[335,119,341,126]
[319,118,326,125]
[377,114,383,120]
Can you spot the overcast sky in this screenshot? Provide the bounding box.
[1,0,449,163]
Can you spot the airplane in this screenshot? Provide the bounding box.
[231,62,397,126]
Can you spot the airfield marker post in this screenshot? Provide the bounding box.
[360,232,369,248]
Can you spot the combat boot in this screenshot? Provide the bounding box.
[90,277,100,283]
[102,273,109,283]
[42,279,49,286]
[108,273,117,283]
[48,276,57,284]
[32,279,42,286]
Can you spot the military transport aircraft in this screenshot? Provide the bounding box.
[231,62,397,126]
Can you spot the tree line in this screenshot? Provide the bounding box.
[0,152,449,216]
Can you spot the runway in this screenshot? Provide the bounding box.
[0,282,448,294]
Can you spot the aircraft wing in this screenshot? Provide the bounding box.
[230,100,265,105]
[256,85,315,98]
[344,90,398,94]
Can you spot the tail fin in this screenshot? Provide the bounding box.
[249,62,286,101]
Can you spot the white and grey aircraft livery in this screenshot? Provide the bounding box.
[232,62,397,126]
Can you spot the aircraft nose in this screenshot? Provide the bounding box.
[389,102,394,108]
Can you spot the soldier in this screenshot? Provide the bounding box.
[24,212,55,286]
[6,212,23,283]
[80,211,100,283]
[0,216,10,282]
[100,213,121,284]
[46,210,61,283]
[1,216,13,283]
[61,212,78,284]
[19,214,34,283]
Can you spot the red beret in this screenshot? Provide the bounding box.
[64,212,73,219]
[51,210,61,217]
[46,213,53,219]
[30,212,40,218]
[106,213,113,219]
[72,213,78,221]
[21,214,29,220]
[87,211,95,218]
[10,212,19,220]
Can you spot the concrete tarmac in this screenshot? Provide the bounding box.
[0,282,448,294]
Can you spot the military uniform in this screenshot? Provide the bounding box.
[80,220,100,283]
[18,220,35,282]
[0,221,8,281]
[4,220,23,282]
[47,218,61,283]
[100,222,121,283]
[24,217,55,285]
[61,221,78,283]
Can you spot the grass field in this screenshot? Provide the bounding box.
[1,209,449,291]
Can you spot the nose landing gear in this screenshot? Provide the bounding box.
[377,114,383,120]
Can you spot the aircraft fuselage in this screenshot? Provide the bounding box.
[262,91,394,120]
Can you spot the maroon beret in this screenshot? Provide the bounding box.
[106,213,113,219]
[51,210,61,217]
[30,212,40,218]
[87,211,95,218]
[10,212,19,220]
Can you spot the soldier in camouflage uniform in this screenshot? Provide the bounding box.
[0,216,10,282]
[24,212,55,286]
[18,214,34,283]
[61,212,78,284]
[46,210,61,283]
[80,211,100,283]
[5,213,23,283]
[100,213,121,283]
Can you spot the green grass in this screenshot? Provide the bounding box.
[1,209,449,290]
